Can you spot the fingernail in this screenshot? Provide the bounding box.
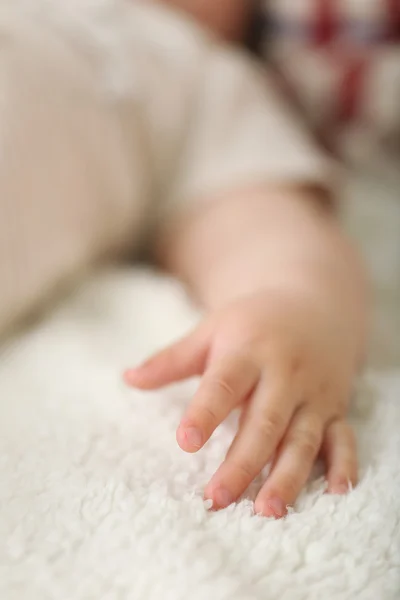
[329,482,349,495]
[265,496,287,519]
[183,427,203,449]
[124,364,142,374]
[214,488,233,509]
[123,369,135,383]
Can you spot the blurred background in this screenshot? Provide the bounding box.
[255,0,400,369]
[164,0,400,368]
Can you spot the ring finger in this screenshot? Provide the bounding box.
[204,372,297,509]
[254,408,324,518]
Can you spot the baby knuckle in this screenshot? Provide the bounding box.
[258,411,286,438]
[198,405,219,426]
[289,355,305,376]
[233,458,256,480]
[296,430,321,458]
[306,412,324,432]
[317,379,331,396]
[210,377,235,399]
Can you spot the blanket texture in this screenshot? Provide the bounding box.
[0,175,399,599]
[0,269,399,600]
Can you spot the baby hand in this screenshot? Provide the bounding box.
[124,289,358,517]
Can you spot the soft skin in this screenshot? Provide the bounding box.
[125,184,368,518]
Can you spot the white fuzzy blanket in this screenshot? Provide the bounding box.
[1,172,400,599]
[0,264,399,600]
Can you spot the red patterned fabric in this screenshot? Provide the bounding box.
[260,0,400,156]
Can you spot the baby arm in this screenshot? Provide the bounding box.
[125,33,368,517]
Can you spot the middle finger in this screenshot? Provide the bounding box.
[204,373,297,509]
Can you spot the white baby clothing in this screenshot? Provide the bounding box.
[0,0,332,335]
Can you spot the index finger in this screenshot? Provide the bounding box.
[177,354,259,452]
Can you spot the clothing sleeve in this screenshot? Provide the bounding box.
[161,42,339,220]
